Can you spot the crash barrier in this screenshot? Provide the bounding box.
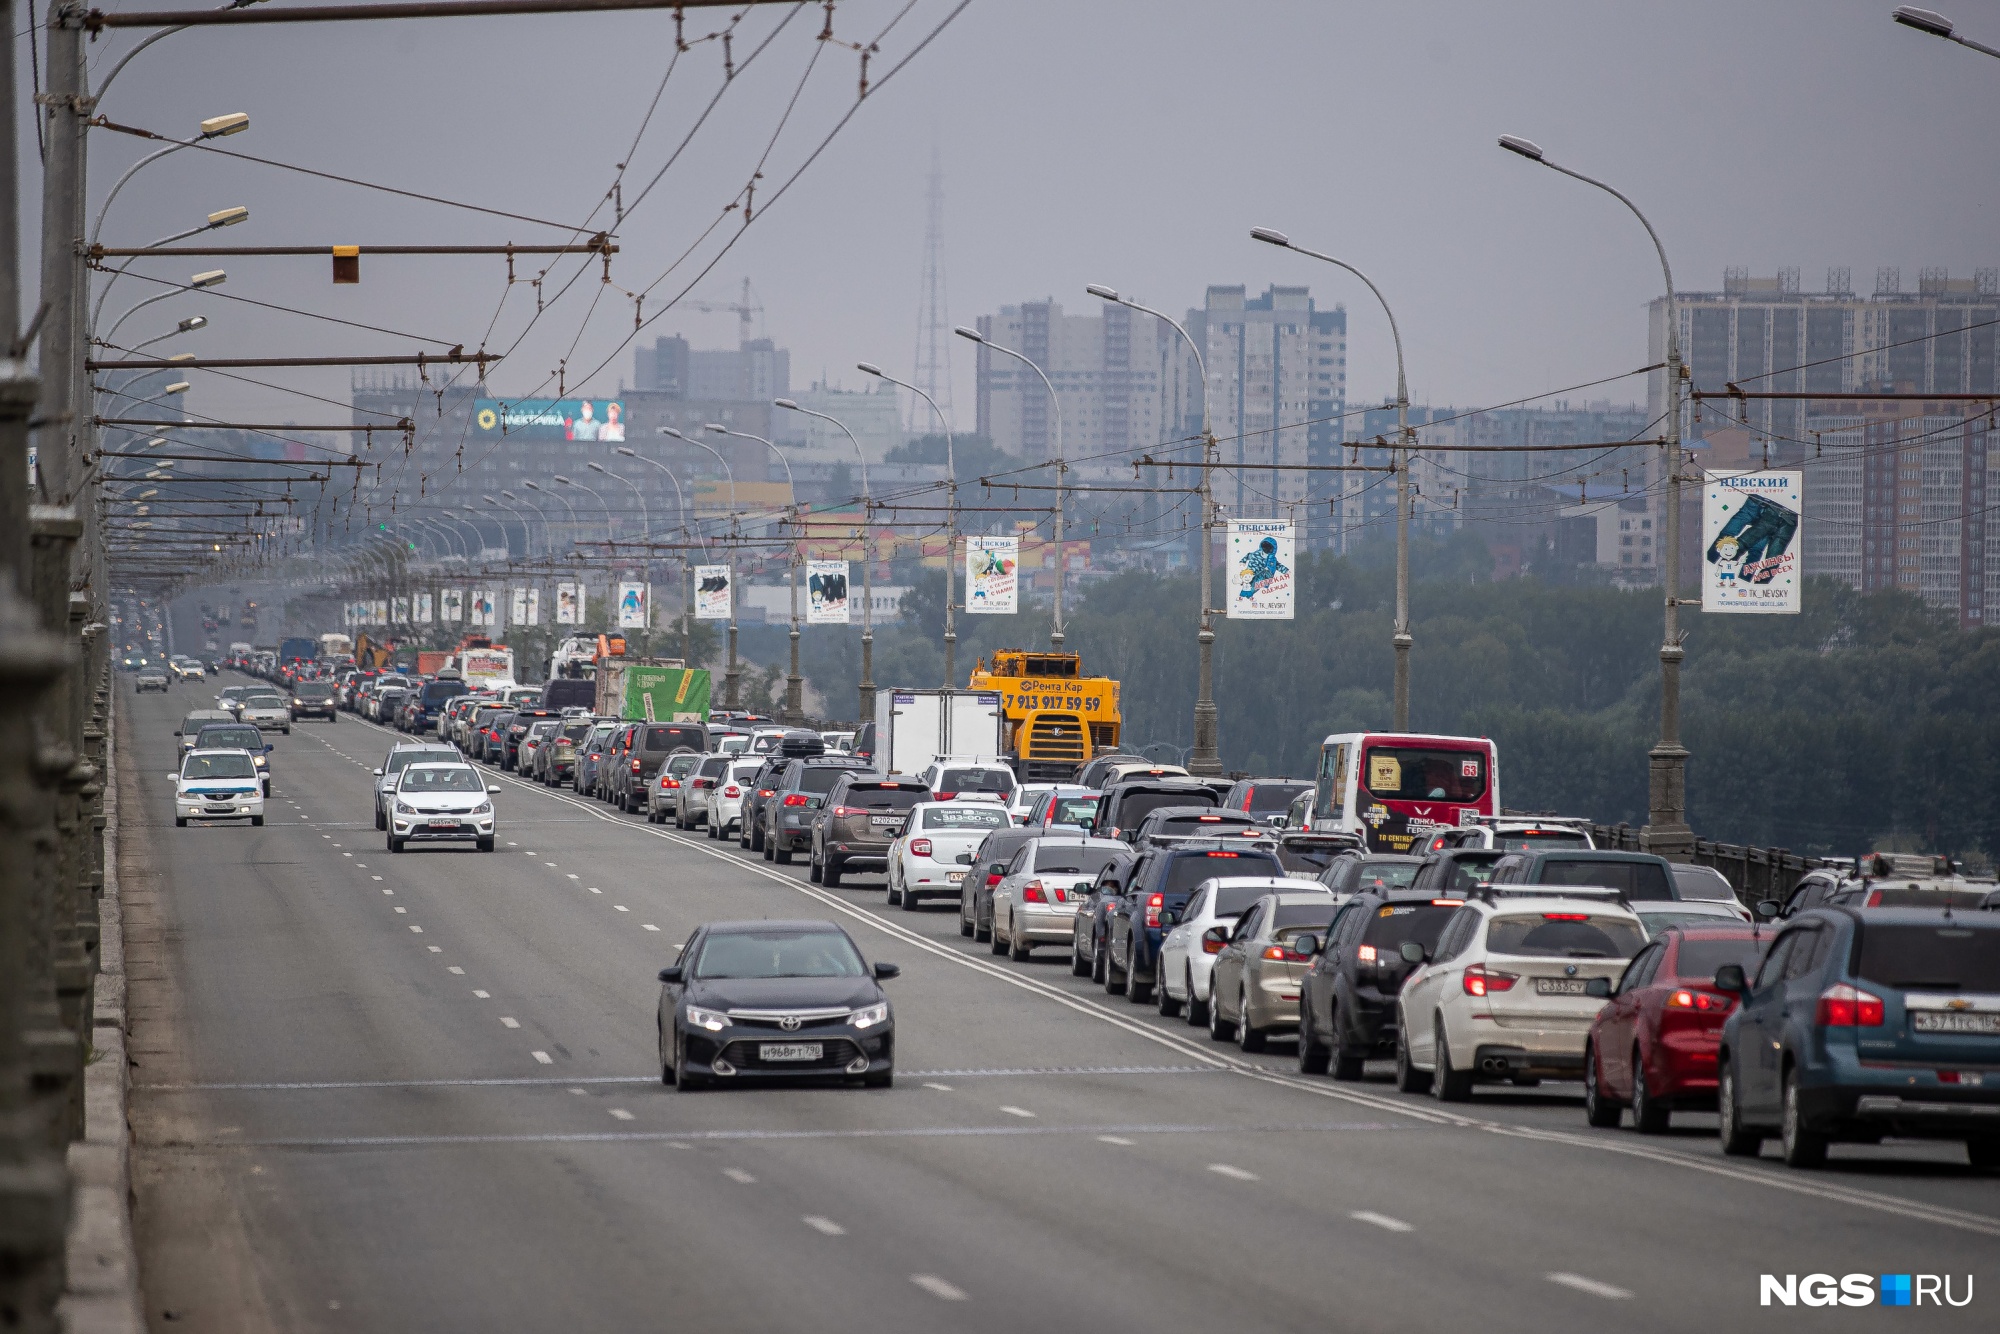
[1589,822,1847,908]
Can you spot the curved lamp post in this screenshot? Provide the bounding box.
[860,362,962,684]
[776,398,875,723]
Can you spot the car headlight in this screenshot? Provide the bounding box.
[849,1002,890,1030]
[685,1004,730,1032]
[470,802,492,816]
[394,801,418,815]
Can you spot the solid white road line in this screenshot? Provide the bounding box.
[1207,1163,1258,1181]
[909,1275,967,1302]
[1097,1136,1134,1146]
[1351,1211,1414,1233]
[922,1083,954,1092]
[1547,1273,1632,1300]
[802,1215,846,1236]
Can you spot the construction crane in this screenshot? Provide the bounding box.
[681,278,764,347]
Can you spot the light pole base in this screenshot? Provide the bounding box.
[1642,741,1694,862]
[1188,701,1222,777]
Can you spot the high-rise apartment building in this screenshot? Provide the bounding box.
[973,300,1163,475]
[634,335,791,404]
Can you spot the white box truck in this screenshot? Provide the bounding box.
[872,689,1004,776]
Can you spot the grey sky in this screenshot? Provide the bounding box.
[19,0,1998,438]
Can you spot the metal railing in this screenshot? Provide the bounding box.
[1590,821,1847,908]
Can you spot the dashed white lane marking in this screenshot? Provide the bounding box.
[472,990,490,999]
[998,1105,1036,1119]
[394,907,407,914]
[589,887,602,895]
[802,1215,846,1236]
[1097,1135,1134,1146]
[532,1051,553,1064]
[608,1108,635,1121]
[499,1017,520,1029]
[1547,1273,1631,1300]
[569,1088,585,1095]
[355,862,367,868]
[1207,1163,1258,1181]
[544,862,557,868]
[722,1168,756,1184]
[371,875,383,881]
[382,889,394,896]
[909,1275,967,1302]
[567,874,579,880]
[1351,1211,1414,1233]
[614,905,629,913]
[427,946,442,953]
[446,966,462,974]
[922,1082,953,1092]
[321,834,331,839]
[643,924,660,931]
[342,852,352,858]
[409,925,423,933]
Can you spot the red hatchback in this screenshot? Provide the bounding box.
[1583,926,1767,1132]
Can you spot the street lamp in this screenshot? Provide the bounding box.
[662,425,743,706]
[524,479,579,553]
[1499,133,1692,858]
[1086,284,1223,777]
[776,397,876,723]
[91,205,248,332]
[1252,226,1416,730]
[1894,6,2000,57]
[615,445,696,662]
[100,269,226,349]
[589,459,655,653]
[707,423,805,722]
[860,361,962,684]
[950,329,1068,653]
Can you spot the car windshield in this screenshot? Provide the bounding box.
[182,754,256,780]
[1031,846,1126,877]
[1639,910,1743,937]
[1118,791,1218,825]
[1214,884,1285,916]
[1049,796,1100,826]
[1487,913,1646,959]
[400,767,484,793]
[528,721,560,738]
[196,727,263,750]
[1358,902,1460,953]
[244,695,286,708]
[692,930,867,979]
[1671,865,1738,901]
[561,722,593,742]
[1495,829,1593,851]
[1166,852,1282,894]
[1672,937,1764,979]
[842,785,926,811]
[923,805,1009,830]
[294,683,333,699]
[730,762,762,781]
[937,767,1015,796]
[1247,782,1310,813]
[696,756,730,778]
[799,766,859,795]
[1855,923,2000,991]
[385,749,457,775]
[1857,886,1992,910]
[1351,859,1421,893]
[666,753,701,776]
[1273,904,1336,931]
[644,725,706,752]
[1362,747,1488,803]
[1539,858,1674,902]
[1438,857,1502,891]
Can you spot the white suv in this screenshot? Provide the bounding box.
[703,758,763,839]
[916,758,1016,807]
[1156,875,1329,1024]
[387,762,498,853]
[1393,888,1646,1101]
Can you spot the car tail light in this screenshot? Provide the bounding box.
[723,785,740,797]
[1463,964,1517,997]
[1196,815,1222,823]
[631,760,642,774]
[985,872,1002,888]
[1542,912,1590,922]
[934,792,955,801]
[1666,988,1733,1013]
[1202,934,1227,954]
[758,789,775,799]
[1242,794,1255,811]
[663,778,680,789]
[1816,983,1884,1028]
[1143,892,1165,928]
[782,793,809,806]
[1024,881,1048,904]
[1262,943,1309,962]
[909,838,932,857]
[1203,851,1240,858]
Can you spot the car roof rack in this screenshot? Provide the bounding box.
[1468,813,1593,830]
[1469,884,1629,907]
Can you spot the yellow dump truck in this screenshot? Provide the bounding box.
[968,650,1121,782]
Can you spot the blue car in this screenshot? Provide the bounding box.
[1715,906,2000,1170]
[1103,843,1284,1003]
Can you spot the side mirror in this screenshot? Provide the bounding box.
[1714,963,1748,993]
[373,768,385,776]
[1158,908,1181,928]
[1584,977,1613,999]
[263,745,274,754]
[1293,933,1320,957]
[1398,940,1427,965]
[955,851,975,865]
[657,965,683,984]
[165,772,179,782]
[488,785,502,794]
[1754,899,1782,920]
[873,961,900,980]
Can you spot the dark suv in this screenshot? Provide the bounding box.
[1487,848,1677,901]
[1090,778,1221,842]
[738,732,826,851]
[1129,805,1266,849]
[289,679,337,723]
[1102,844,1284,1002]
[957,828,1048,940]
[404,675,468,734]
[501,708,560,773]
[1219,776,1313,825]
[610,722,709,812]
[1296,888,1467,1079]
[809,774,928,886]
[1408,848,1506,894]
[760,757,875,863]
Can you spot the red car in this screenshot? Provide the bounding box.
[1583,925,1767,1132]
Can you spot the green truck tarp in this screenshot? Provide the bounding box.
[622,665,711,722]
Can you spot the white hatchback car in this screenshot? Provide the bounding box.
[703,758,763,839]
[988,836,1132,960]
[238,693,293,734]
[387,762,499,853]
[887,800,1012,908]
[1393,889,1647,1100]
[1157,875,1331,1024]
[172,748,266,827]
[917,759,1017,808]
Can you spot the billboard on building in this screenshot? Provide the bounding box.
[441,588,464,623]
[556,582,583,625]
[622,666,711,723]
[391,595,411,625]
[472,398,627,442]
[695,564,732,621]
[617,581,649,629]
[470,589,497,627]
[807,560,849,624]
[966,536,1019,614]
[1703,471,1801,614]
[1226,520,1295,620]
[414,592,433,624]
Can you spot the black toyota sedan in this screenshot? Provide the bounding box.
[657,920,898,1090]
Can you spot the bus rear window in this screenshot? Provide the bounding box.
[1363,747,1487,803]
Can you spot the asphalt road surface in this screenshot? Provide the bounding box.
[123,674,1998,1333]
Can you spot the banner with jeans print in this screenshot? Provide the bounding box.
[1703,471,1801,614]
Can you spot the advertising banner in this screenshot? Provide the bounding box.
[616,581,649,629]
[391,595,410,625]
[966,536,1019,614]
[414,592,433,624]
[524,587,540,627]
[1227,520,1295,620]
[622,665,712,723]
[470,589,497,628]
[509,587,528,626]
[555,582,582,625]
[1703,471,1802,614]
[441,588,464,623]
[471,397,627,442]
[371,599,388,626]
[695,564,732,621]
[806,560,850,624]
